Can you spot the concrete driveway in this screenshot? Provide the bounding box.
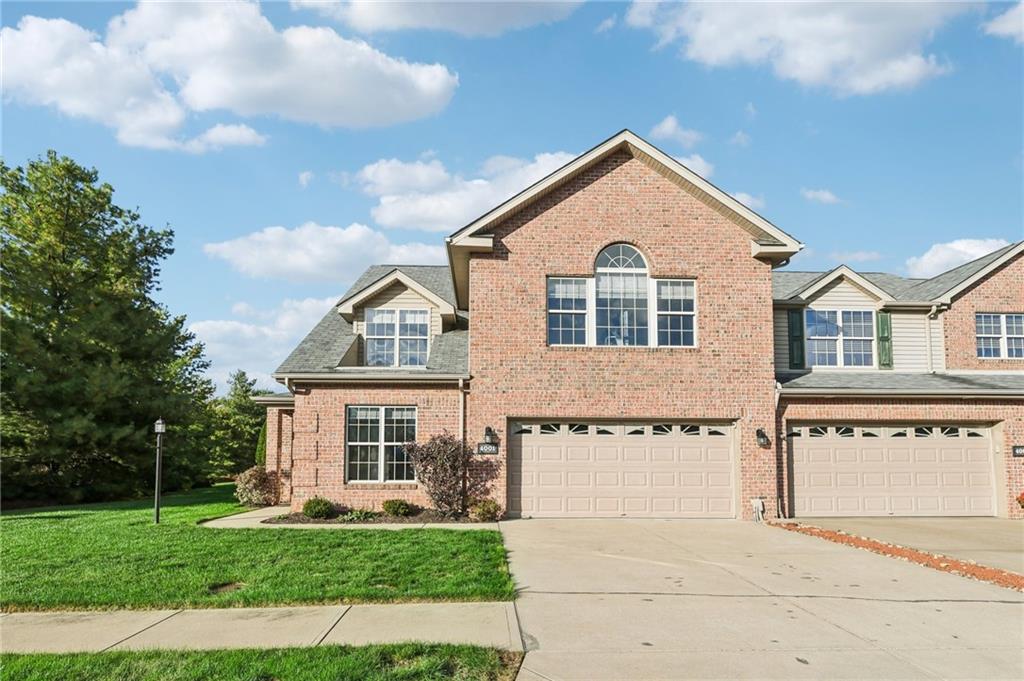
[797,517,1024,574]
[500,519,1024,680]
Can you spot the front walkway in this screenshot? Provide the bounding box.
[500,518,1024,680]
[201,506,499,530]
[796,517,1024,574]
[0,602,521,654]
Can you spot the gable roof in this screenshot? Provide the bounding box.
[337,268,456,320]
[448,129,803,251]
[785,265,896,302]
[340,265,456,308]
[773,241,1023,305]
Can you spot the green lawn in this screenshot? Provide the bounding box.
[1,644,521,681]
[0,485,514,611]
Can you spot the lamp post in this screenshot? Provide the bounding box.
[154,418,166,524]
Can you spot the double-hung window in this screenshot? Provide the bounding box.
[656,280,696,347]
[346,406,416,482]
[546,244,697,348]
[804,309,874,367]
[547,278,587,345]
[365,308,429,366]
[976,313,1024,358]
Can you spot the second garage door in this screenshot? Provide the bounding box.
[508,421,736,518]
[789,424,996,517]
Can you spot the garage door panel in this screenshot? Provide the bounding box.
[791,424,994,518]
[510,422,736,518]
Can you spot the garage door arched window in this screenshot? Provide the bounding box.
[596,244,649,346]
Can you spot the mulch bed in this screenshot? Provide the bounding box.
[772,521,1024,592]
[264,510,479,525]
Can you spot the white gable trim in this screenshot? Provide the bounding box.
[337,270,456,320]
[938,241,1024,304]
[794,266,895,302]
[448,130,803,252]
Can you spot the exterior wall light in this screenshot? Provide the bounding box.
[755,428,771,449]
[483,426,496,445]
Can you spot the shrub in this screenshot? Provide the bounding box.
[469,498,503,522]
[302,496,335,519]
[234,466,278,507]
[382,499,413,517]
[340,508,379,522]
[404,432,474,517]
[1017,491,1024,510]
[254,419,267,465]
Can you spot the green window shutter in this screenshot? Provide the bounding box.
[877,310,893,369]
[787,309,805,369]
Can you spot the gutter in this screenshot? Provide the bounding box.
[779,388,1024,399]
[272,372,469,384]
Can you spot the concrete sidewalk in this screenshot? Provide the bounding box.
[201,506,499,531]
[0,602,522,654]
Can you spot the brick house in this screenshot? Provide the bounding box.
[257,130,1024,520]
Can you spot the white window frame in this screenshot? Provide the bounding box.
[803,308,877,369]
[364,307,429,367]
[546,277,588,346]
[652,278,698,348]
[976,312,1024,359]
[345,405,418,483]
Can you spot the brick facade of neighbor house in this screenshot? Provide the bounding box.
[778,399,1024,520]
[285,384,461,512]
[265,407,294,503]
[466,151,780,519]
[943,256,1024,370]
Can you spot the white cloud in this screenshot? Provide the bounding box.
[626,1,969,95]
[730,130,751,147]
[905,238,1011,278]
[984,2,1023,44]
[830,250,882,263]
[731,192,764,210]
[191,295,338,391]
[298,171,314,188]
[675,154,714,179]
[356,158,451,196]
[801,187,842,204]
[353,151,575,232]
[203,221,446,281]
[650,114,703,149]
[1,2,458,150]
[292,0,581,36]
[183,124,267,154]
[596,15,617,34]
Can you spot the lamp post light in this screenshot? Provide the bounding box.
[154,418,166,524]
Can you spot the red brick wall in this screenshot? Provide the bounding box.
[264,407,294,503]
[286,383,462,512]
[467,151,780,519]
[778,398,1024,519]
[943,255,1023,370]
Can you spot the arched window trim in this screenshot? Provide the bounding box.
[546,242,698,348]
[595,244,650,346]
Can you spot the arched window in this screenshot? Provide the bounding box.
[595,244,648,346]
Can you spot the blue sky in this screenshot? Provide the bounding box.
[4,1,1023,390]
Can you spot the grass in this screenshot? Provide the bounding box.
[0,644,522,681]
[0,485,514,611]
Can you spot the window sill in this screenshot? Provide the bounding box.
[547,345,699,351]
[343,482,419,490]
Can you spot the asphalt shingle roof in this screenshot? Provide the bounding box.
[275,265,466,376]
[773,242,1020,302]
[778,371,1024,394]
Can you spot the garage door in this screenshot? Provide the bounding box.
[508,422,736,518]
[790,424,995,517]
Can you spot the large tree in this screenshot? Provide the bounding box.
[209,370,271,477]
[1,151,215,503]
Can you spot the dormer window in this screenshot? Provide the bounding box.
[365,308,429,367]
[804,309,875,367]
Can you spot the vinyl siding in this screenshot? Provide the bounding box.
[929,313,946,372]
[891,311,930,372]
[805,279,879,308]
[773,308,790,370]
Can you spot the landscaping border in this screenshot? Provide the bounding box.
[771,521,1024,592]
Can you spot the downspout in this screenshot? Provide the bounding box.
[458,378,466,444]
[925,304,943,373]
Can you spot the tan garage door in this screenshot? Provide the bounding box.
[790,424,995,517]
[508,422,736,518]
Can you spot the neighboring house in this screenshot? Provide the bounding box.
[256,130,1024,520]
